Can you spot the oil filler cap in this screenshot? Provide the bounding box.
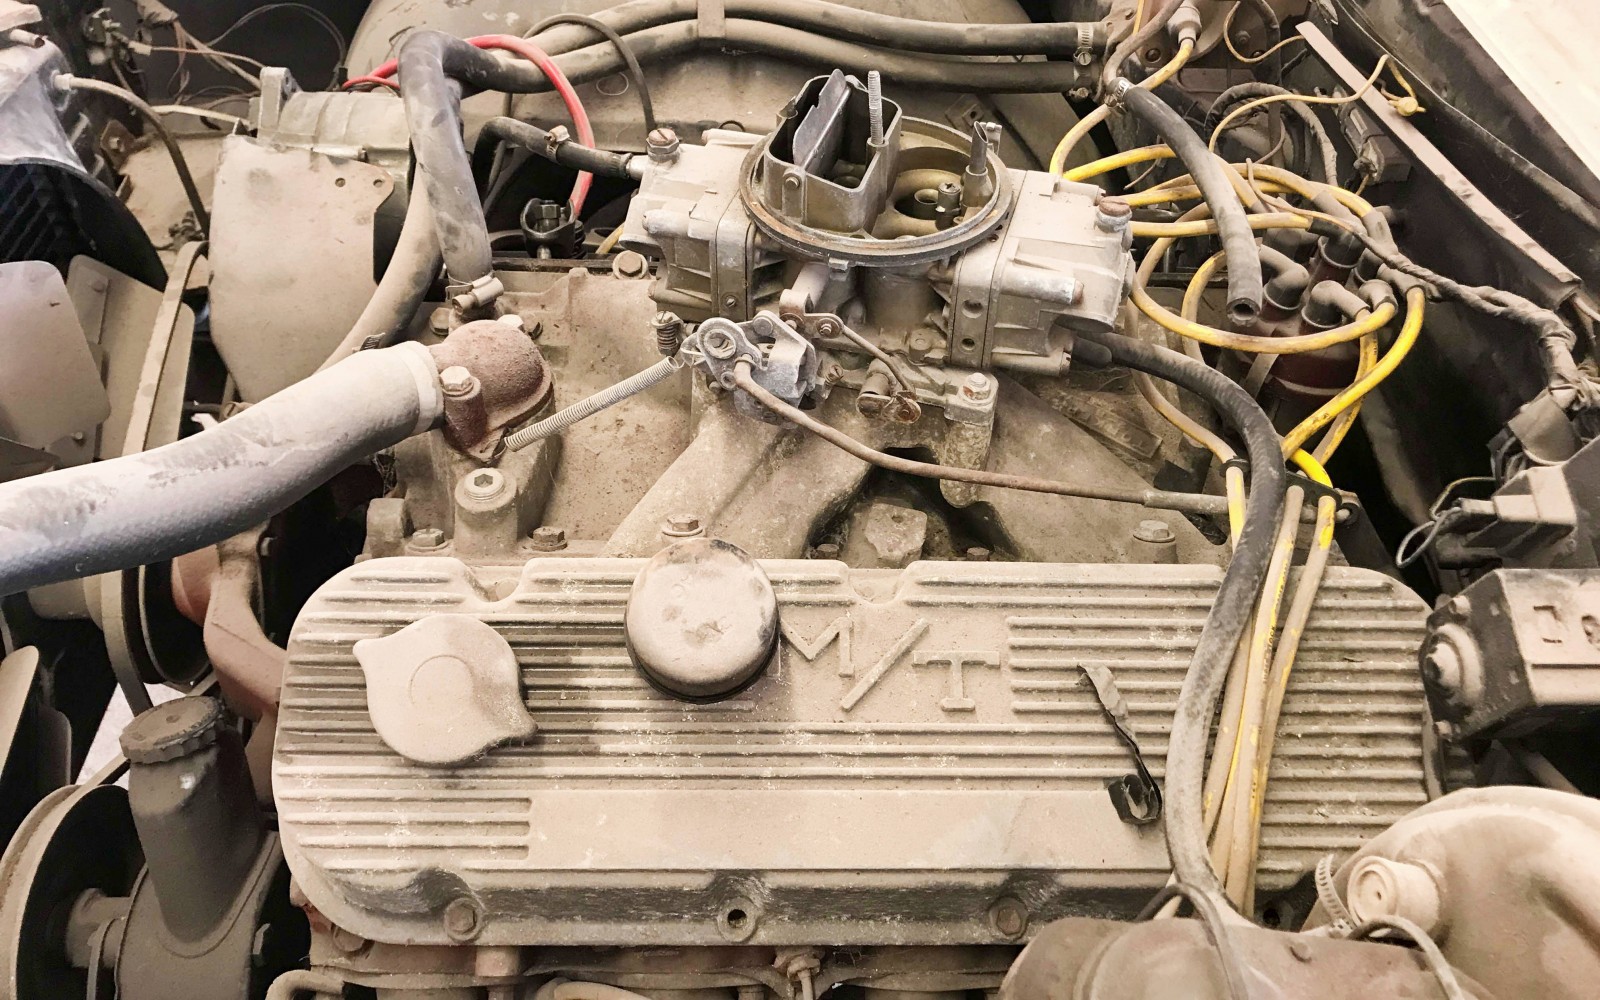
[120,696,224,764]
[625,538,778,701]
[354,614,537,766]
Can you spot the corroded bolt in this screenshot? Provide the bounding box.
[965,546,992,562]
[530,525,568,551]
[811,541,842,560]
[440,365,477,397]
[991,898,1028,938]
[411,528,446,549]
[442,898,483,942]
[464,468,507,502]
[961,371,994,402]
[1095,197,1134,234]
[646,126,680,162]
[663,514,703,537]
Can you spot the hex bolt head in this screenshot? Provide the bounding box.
[961,372,994,401]
[613,249,649,279]
[440,365,477,397]
[1133,519,1176,544]
[464,468,508,502]
[663,514,704,537]
[811,541,842,560]
[530,525,568,552]
[411,527,446,549]
[990,897,1028,938]
[442,897,484,942]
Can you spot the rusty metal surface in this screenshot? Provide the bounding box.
[275,557,1429,948]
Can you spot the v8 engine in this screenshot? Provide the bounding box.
[4,1,1600,999]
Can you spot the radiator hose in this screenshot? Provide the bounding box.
[0,344,443,598]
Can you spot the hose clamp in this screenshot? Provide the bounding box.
[1106,77,1135,107]
[448,273,504,312]
[390,341,447,436]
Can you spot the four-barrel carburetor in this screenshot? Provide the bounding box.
[618,70,1135,503]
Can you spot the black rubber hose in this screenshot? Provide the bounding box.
[396,30,557,285]
[525,20,1092,94]
[525,12,656,131]
[479,117,636,179]
[0,345,444,598]
[525,0,1105,57]
[1206,82,1339,185]
[1077,326,1288,913]
[1120,83,1264,325]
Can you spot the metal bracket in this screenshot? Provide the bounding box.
[692,312,819,419]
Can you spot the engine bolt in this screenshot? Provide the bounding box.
[1095,197,1133,234]
[530,525,568,551]
[613,249,649,279]
[652,311,685,356]
[811,541,841,560]
[663,513,704,537]
[1133,519,1176,544]
[646,126,680,162]
[464,468,507,502]
[410,528,446,550]
[442,898,484,942]
[440,365,477,397]
[961,372,994,402]
[965,546,992,562]
[866,70,886,147]
[990,897,1028,938]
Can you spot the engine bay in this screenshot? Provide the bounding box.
[3,1,1600,998]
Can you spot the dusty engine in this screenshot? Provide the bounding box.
[8,0,1600,998]
[276,556,1429,947]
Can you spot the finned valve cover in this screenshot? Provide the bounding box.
[275,557,1431,946]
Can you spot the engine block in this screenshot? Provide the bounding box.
[275,556,1431,947]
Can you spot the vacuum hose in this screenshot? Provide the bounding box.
[1118,83,1264,326]
[1078,327,1287,912]
[0,344,443,597]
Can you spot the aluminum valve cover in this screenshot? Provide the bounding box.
[275,556,1432,946]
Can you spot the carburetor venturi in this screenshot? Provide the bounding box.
[740,70,1012,266]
